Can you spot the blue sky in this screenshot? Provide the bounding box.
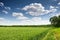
[0,0,60,25]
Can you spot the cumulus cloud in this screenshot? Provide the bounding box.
[2,10,8,14]
[58,2,60,5]
[12,12,29,20]
[0,2,4,7]
[22,3,57,16]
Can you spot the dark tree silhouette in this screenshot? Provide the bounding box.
[50,15,60,27]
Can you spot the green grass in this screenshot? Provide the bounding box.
[0,27,59,40]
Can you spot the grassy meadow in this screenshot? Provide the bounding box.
[0,26,60,40]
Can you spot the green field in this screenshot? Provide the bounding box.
[0,27,60,40]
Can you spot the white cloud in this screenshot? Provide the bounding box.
[13,12,23,17]
[2,10,8,14]
[16,17,50,25]
[22,3,57,16]
[0,17,50,25]
[17,16,29,20]
[58,2,60,5]
[5,7,11,10]
[50,6,58,9]
[50,6,55,9]
[0,18,18,25]
[50,9,57,13]
[0,2,4,7]
[12,12,29,20]
[9,17,50,25]
[0,18,10,25]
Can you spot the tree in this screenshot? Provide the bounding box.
[50,15,60,27]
